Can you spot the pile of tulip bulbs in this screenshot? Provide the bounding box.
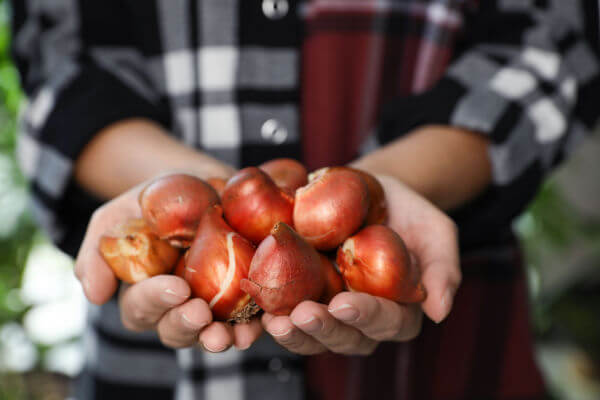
[99,159,426,323]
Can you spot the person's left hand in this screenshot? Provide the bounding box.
[262,175,461,355]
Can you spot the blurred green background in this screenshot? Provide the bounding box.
[0,0,599,398]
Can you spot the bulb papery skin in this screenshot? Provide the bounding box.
[319,254,345,304]
[139,174,220,248]
[348,168,388,225]
[294,167,369,250]
[336,225,426,303]
[207,177,227,197]
[100,219,180,284]
[184,205,258,322]
[240,222,324,316]
[259,158,308,193]
[222,167,294,244]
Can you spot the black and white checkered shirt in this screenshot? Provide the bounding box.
[10,0,600,399]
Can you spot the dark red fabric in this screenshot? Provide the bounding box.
[305,246,546,399]
[301,2,461,169]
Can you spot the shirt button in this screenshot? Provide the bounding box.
[262,0,289,20]
[261,119,288,144]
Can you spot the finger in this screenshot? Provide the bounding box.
[414,218,461,323]
[232,319,263,350]
[262,314,326,355]
[156,298,213,348]
[75,193,142,305]
[290,301,378,355]
[198,322,234,353]
[75,208,119,305]
[328,292,423,341]
[120,275,190,331]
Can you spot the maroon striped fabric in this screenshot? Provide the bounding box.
[301,0,461,169]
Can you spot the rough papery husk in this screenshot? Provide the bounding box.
[139,174,220,248]
[184,205,255,322]
[241,222,324,315]
[228,299,261,324]
[259,158,308,193]
[337,225,426,303]
[100,218,180,284]
[222,167,294,244]
[294,167,370,250]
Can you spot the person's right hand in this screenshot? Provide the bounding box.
[74,181,263,352]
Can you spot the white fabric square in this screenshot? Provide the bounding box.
[522,47,560,80]
[16,133,41,179]
[164,51,195,95]
[528,99,566,143]
[28,89,55,129]
[198,47,238,90]
[200,105,240,147]
[176,109,197,146]
[490,67,536,99]
[560,77,577,103]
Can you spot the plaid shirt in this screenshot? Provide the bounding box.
[10,0,600,399]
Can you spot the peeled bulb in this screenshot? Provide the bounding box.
[259,158,308,193]
[240,222,324,315]
[294,167,369,250]
[336,225,426,303]
[222,167,294,244]
[139,174,220,248]
[319,254,345,303]
[100,219,180,284]
[184,205,258,322]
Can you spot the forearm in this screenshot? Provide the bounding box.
[74,118,235,199]
[352,125,492,211]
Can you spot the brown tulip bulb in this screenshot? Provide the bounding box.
[319,254,345,303]
[185,205,258,322]
[259,158,308,193]
[337,225,426,303]
[207,177,227,197]
[139,174,220,248]
[222,167,294,244]
[240,223,324,315]
[294,167,369,250]
[348,168,388,225]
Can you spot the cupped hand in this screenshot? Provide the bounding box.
[262,175,461,355]
[74,181,263,352]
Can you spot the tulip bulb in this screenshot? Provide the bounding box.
[319,254,345,303]
[336,225,426,303]
[185,205,258,322]
[348,168,388,225]
[259,158,308,193]
[139,174,220,248]
[222,167,294,244]
[240,222,324,315]
[294,167,369,250]
[207,177,227,197]
[100,219,180,284]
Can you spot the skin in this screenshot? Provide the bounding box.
[74,119,490,354]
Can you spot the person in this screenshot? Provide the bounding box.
[11,0,600,399]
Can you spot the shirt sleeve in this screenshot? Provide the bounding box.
[11,0,171,243]
[377,0,600,246]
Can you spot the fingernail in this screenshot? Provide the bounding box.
[436,289,454,324]
[181,313,206,330]
[161,289,187,305]
[236,341,252,351]
[270,327,292,337]
[294,316,322,332]
[329,304,359,322]
[202,342,228,353]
